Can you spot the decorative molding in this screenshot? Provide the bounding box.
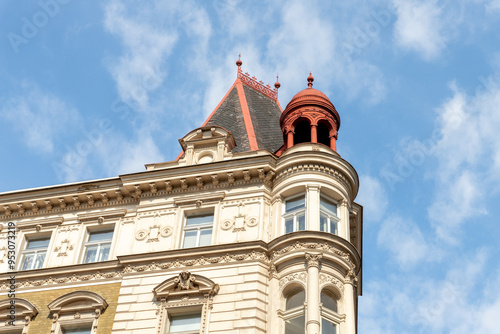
[271,241,354,267]
[305,253,322,269]
[279,272,307,288]
[135,225,172,242]
[173,192,225,206]
[54,239,74,257]
[319,273,344,293]
[237,67,278,100]
[17,217,64,230]
[3,251,268,290]
[77,209,127,222]
[275,163,353,196]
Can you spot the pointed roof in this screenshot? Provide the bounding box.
[201,62,284,154]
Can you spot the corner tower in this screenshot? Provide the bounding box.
[279,74,340,152]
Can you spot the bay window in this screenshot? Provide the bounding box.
[283,195,306,234]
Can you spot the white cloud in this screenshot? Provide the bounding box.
[357,175,388,223]
[0,81,81,153]
[103,0,211,113]
[392,0,461,60]
[428,78,500,242]
[377,214,430,266]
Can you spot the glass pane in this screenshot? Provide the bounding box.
[285,196,305,213]
[89,231,113,242]
[98,243,111,262]
[186,214,213,226]
[320,214,327,232]
[183,230,198,248]
[21,254,34,270]
[285,217,294,234]
[33,252,46,269]
[285,315,305,334]
[84,245,98,263]
[169,313,201,332]
[27,238,50,249]
[62,324,92,334]
[321,318,337,334]
[286,289,305,309]
[297,213,305,231]
[330,221,338,235]
[199,228,212,246]
[320,197,337,215]
[321,290,338,312]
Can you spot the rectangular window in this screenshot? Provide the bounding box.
[83,230,113,263]
[283,195,306,234]
[321,318,337,334]
[20,237,50,270]
[168,313,201,333]
[182,213,213,248]
[319,197,338,235]
[61,323,92,334]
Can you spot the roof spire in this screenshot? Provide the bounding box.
[307,71,314,88]
[236,53,242,67]
[274,73,281,89]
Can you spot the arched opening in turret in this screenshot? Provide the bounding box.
[317,122,331,147]
[294,120,311,144]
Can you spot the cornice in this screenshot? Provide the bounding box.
[0,233,361,292]
[0,164,276,222]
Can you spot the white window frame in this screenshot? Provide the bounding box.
[319,289,343,334]
[281,287,306,334]
[181,212,214,248]
[18,237,50,271]
[165,309,203,334]
[57,321,93,334]
[282,194,307,234]
[319,195,339,235]
[82,229,114,264]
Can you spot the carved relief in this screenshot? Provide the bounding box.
[279,272,307,288]
[54,239,74,257]
[319,273,344,293]
[135,225,172,242]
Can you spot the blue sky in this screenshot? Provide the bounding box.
[1,0,500,332]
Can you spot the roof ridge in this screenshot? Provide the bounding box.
[237,67,278,100]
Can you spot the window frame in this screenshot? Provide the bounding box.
[319,288,343,334]
[82,229,114,264]
[181,212,214,249]
[319,195,339,235]
[166,309,203,334]
[18,236,50,271]
[282,194,307,234]
[281,286,306,334]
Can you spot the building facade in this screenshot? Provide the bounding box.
[0,59,363,334]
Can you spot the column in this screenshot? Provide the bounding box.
[306,253,322,334]
[330,136,336,151]
[311,125,318,143]
[287,131,294,149]
[306,185,320,231]
[344,270,357,334]
[340,199,349,240]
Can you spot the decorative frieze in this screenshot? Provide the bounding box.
[319,273,344,293]
[279,272,307,287]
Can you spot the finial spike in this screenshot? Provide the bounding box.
[274,73,281,89]
[307,71,314,88]
[236,53,242,67]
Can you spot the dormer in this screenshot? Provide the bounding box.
[177,126,235,166]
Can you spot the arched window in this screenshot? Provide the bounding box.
[293,120,311,144]
[0,298,38,333]
[283,288,305,334]
[320,289,341,334]
[317,122,331,147]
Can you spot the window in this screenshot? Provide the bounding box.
[283,195,306,234]
[283,288,305,334]
[320,289,340,334]
[60,324,92,334]
[182,213,213,248]
[320,196,338,234]
[168,312,201,334]
[83,230,113,263]
[20,237,50,270]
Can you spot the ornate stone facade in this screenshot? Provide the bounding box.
[0,62,363,333]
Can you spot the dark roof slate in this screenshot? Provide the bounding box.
[204,81,284,154]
